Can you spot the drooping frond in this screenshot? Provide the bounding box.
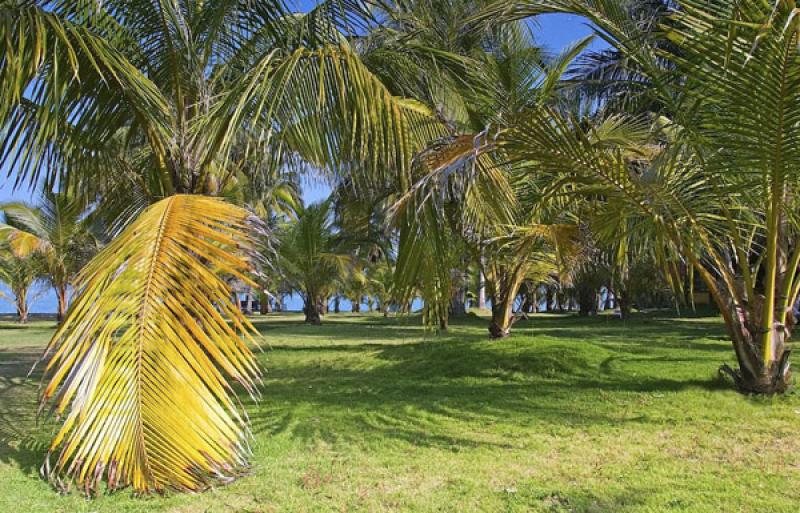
[38,195,261,494]
[0,2,172,190]
[201,42,442,191]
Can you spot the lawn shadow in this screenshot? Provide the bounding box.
[0,312,737,486]
[246,314,732,450]
[0,348,50,478]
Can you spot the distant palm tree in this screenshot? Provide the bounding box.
[341,270,369,313]
[0,192,98,322]
[0,243,42,323]
[368,260,396,316]
[278,201,351,324]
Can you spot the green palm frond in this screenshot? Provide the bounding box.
[277,200,352,314]
[0,2,172,190]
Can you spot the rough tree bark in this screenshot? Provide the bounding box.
[478,271,486,309]
[518,282,536,313]
[685,225,794,394]
[577,283,596,317]
[55,283,68,323]
[304,296,322,325]
[714,286,793,394]
[15,286,28,324]
[616,290,632,320]
[450,286,467,316]
[259,292,272,314]
[488,271,525,339]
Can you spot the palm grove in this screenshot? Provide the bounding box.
[0,0,796,495]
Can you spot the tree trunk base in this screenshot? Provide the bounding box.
[488,322,510,339]
[304,304,322,325]
[719,350,792,394]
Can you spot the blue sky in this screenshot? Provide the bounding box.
[0,6,597,313]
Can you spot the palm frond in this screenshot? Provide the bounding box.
[39,195,261,494]
[0,3,172,190]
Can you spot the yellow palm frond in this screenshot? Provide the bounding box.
[39,195,261,494]
[0,224,50,257]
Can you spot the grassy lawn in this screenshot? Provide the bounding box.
[0,312,798,512]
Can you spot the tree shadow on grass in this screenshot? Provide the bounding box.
[0,313,737,487]
[245,318,732,451]
[0,348,50,478]
[506,315,731,358]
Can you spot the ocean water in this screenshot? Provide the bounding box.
[0,284,393,314]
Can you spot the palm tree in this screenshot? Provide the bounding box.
[392,16,587,334]
[1,0,441,492]
[341,270,369,313]
[480,224,575,337]
[0,192,98,322]
[480,0,800,393]
[368,259,396,316]
[564,0,680,115]
[278,201,351,324]
[0,244,42,323]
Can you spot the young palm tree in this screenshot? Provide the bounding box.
[0,192,98,322]
[480,224,576,337]
[339,270,368,313]
[392,18,587,334]
[278,201,351,324]
[368,259,396,316]
[0,244,42,323]
[1,0,441,492]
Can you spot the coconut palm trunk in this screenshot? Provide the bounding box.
[697,237,795,394]
[450,286,467,316]
[55,283,68,323]
[15,285,29,324]
[488,294,514,338]
[616,289,632,320]
[478,277,486,309]
[304,296,322,325]
[259,291,271,314]
[487,269,526,339]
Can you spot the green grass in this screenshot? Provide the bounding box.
[0,312,798,512]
